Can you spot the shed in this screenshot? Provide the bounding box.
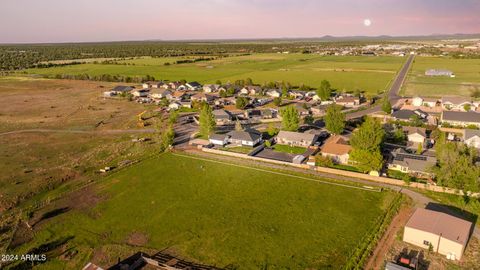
[403,208,472,260]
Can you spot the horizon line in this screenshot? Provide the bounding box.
[1,33,480,46]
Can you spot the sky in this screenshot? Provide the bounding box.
[0,0,479,43]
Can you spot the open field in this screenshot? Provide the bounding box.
[0,77,160,210]
[10,153,395,269]
[402,56,480,98]
[24,54,405,94]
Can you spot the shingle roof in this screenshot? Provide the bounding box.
[277,131,316,144]
[227,129,261,142]
[464,129,480,140]
[406,208,472,245]
[442,111,480,123]
[404,126,427,137]
[321,135,352,155]
[112,85,134,92]
[391,148,436,173]
[442,97,471,105]
[213,109,233,120]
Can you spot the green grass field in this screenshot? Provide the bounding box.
[24,54,405,94]
[403,56,480,97]
[272,144,307,154]
[14,153,394,269]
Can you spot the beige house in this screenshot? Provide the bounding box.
[320,135,352,164]
[403,208,472,260]
[441,111,480,128]
[276,131,317,147]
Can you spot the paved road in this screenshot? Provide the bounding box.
[346,54,415,120]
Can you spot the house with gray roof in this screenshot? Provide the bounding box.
[276,131,317,147]
[441,111,480,128]
[463,129,480,149]
[111,85,134,94]
[441,97,472,111]
[227,129,262,147]
[388,148,436,177]
[212,109,234,125]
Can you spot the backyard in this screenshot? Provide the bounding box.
[272,144,307,155]
[10,153,396,269]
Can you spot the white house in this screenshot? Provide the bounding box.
[132,89,150,97]
[266,89,282,98]
[209,134,229,146]
[464,129,480,149]
[150,89,172,99]
[441,111,480,128]
[203,84,220,93]
[405,127,427,144]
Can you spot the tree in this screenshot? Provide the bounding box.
[161,124,175,151]
[349,117,386,173]
[304,115,314,125]
[273,97,282,107]
[416,143,423,154]
[234,120,243,131]
[168,110,179,125]
[409,114,423,127]
[199,104,216,137]
[432,141,480,192]
[215,79,222,85]
[324,105,345,135]
[393,128,406,144]
[245,77,253,86]
[267,123,278,137]
[464,103,472,112]
[382,98,392,114]
[316,80,332,101]
[235,96,248,109]
[265,140,272,147]
[219,89,227,98]
[226,86,235,96]
[281,106,300,131]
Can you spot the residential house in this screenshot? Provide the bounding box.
[266,89,282,98]
[441,97,472,111]
[240,86,262,96]
[441,111,480,128]
[311,105,327,116]
[295,103,311,116]
[131,89,150,98]
[463,129,480,149]
[335,96,360,107]
[170,91,187,101]
[168,81,183,90]
[245,108,277,119]
[179,101,192,109]
[425,69,455,77]
[320,135,352,164]
[168,102,181,111]
[391,109,428,122]
[151,81,165,89]
[142,82,152,89]
[388,148,436,177]
[289,90,305,100]
[213,109,234,125]
[411,97,440,108]
[404,126,427,145]
[191,93,216,104]
[111,85,134,94]
[226,129,262,147]
[149,89,172,99]
[203,84,220,93]
[186,81,202,91]
[403,208,472,260]
[209,134,229,146]
[276,131,317,147]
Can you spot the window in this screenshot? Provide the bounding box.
[423,240,430,246]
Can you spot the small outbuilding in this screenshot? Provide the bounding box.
[403,208,472,260]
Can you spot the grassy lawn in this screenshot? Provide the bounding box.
[272,144,306,154]
[402,56,480,97]
[219,146,253,154]
[13,153,395,269]
[23,54,405,94]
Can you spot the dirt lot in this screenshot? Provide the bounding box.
[384,228,480,270]
[0,77,162,211]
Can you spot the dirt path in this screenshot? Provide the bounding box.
[366,205,414,269]
[0,128,156,136]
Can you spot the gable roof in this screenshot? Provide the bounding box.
[406,208,472,245]
[321,135,352,155]
[464,129,480,141]
[442,111,480,123]
[391,148,436,172]
[442,97,471,105]
[212,109,233,120]
[277,131,316,144]
[112,85,134,92]
[227,129,261,142]
[404,126,427,137]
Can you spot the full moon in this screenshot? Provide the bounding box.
[364,19,372,27]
